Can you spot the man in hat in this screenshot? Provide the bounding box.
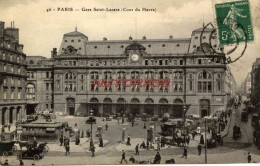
[120,150,127,164]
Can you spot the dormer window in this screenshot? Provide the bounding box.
[78,39,81,42]
[162,44,165,47]
[176,44,180,47]
[71,40,74,42]
[121,45,124,48]
[195,36,198,39]
[148,44,151,47]
[65,40,67,42]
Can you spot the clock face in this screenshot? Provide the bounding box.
[131,54,139,62]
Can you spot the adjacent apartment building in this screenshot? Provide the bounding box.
[0,21,27,127]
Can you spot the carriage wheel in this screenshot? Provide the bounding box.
[34,154,40,160]
[3,151,8,157]
[12,145,18,151]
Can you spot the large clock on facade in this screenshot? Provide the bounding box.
[131,54,140,62]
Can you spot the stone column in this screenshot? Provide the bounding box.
[100,104,104,116]
[0,107,2,128]
[13,107,17,125]
[5,108,9,125]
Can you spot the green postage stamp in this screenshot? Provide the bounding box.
[215,0,254,45]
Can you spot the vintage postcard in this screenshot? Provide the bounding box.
[0,0,260,165]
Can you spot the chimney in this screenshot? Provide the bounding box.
[129,36,133,40]
[169,35,173,39]
[51,48,57,58]
[5,28,19,43]
[142,36,146,40]
[0,21,5,38]
[103,37,107,41]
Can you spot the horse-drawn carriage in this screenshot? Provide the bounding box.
[17,142,48,160]
[241,111,248,122]
[233,125,241,139]
[0,141,17,156]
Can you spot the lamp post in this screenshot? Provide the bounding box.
[182,105,187,135]
[204,117,209,164]
[89,109,94,149]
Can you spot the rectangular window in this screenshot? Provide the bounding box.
[46,104,49,109]
[11,89,14,99]
[4,89,7,99]
[159,60,163,65]
[46,83,49,91]
[217,81,221,91]
[145,60,148,65]
[198,82,202,92]
[151,60,154,65]
[104,61,107,66]
[179,60,183,65]
[198,59,202,64]
[165,60,168,65]
[18,89,21,99]
[203,82,207,92]
[208,82,212,92]
[189,81,193,91]
[46,72,49,78]
[90,61,93,66]
[73,61,76,66]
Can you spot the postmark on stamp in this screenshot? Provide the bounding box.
[215,0,254,45]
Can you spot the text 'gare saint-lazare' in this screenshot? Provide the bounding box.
[81,7,156,12]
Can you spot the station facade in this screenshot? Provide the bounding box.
[27,26,236,118]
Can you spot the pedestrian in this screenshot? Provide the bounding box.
[3,160,8,166]
[153,151,161,164]
[120,150,127,164]
[81,131,84,138]
[160,137,163,148]
[248,152,251,163]
[197,144,202,156]
[60,135,63,146]
[146,140,150,150]
[19,159,24,166]
[135,144,139,155]
[127,135,131,146]
[33,137,37,148]
[140,141,146,149]
[225,119,228,126]
[99,137,103,147]
[74,123,77,127]
[105,123,108,131]
[200,135,204,145]
[65,144,70,155]
[75,136,80,145]
[192,131,196,140]
[144,122,147,129]
[157,141,160,151]
[132,120,134,127]
[87,130,90,137]
[187,135,190,147]
[91,145,95,157]
[181,147,188,159]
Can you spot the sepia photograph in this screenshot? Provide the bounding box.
[0,0,260,165]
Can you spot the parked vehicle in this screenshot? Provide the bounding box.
[233,126,241,139]
[252,114,260,127]
[0,141,17,156]
[161,122,177,136]
[241,111,248,122]
[17,142,47,160]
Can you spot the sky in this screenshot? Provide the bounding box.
[0,0,259,87]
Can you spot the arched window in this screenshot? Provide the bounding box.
[131,71,140,92]
[197,71,212,93]
[90,71,99,92]
[64,72,76,92]
[26,84,35,100]
[145,71,154,92]
[29,60,34,65]
[117,71,125,92]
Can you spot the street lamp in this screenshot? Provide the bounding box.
[182,105,187,135]
[204,116,210,164]
[89,109,94,149]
